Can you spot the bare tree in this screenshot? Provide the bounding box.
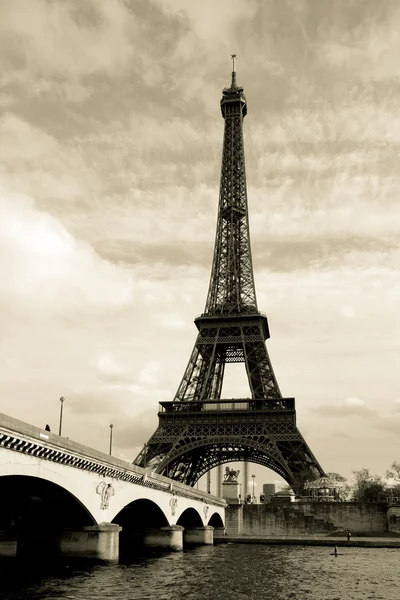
[351,468,387,502]
[386,461,400,482]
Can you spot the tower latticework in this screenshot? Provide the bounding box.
[134,62,324,493]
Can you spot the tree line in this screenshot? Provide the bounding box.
[350,462,400,502]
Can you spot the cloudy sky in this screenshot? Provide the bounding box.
[1,0,400,488]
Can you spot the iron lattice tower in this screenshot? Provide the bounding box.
[134,60,324,493]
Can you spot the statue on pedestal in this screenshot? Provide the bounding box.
[224,467,240,482]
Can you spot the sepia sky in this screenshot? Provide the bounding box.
[1,0,400,485]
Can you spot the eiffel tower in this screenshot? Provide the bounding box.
[134,58,325,494]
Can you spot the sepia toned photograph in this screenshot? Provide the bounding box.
[0,1,399,598]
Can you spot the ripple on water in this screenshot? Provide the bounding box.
[0,545,399,600]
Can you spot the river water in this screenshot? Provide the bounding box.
[0,544,398,600]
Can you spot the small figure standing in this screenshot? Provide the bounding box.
[45,424,51,432]
[334,545,338,557]
[346,530,352,542]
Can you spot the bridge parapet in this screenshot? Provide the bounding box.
[0,412,224,508]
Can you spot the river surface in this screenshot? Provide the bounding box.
[0,544,399,600]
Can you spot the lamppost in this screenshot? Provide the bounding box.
[252,474,256,503]
[58,396,65,436]
[109,424,114,455]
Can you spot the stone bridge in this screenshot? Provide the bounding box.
[0,413,225,562]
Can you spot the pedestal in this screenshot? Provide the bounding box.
[183,526,214,546]
[225,505,243,535]
[222,480,241,504]
[144,525,184,551]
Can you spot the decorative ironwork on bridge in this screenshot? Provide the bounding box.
[134,58,325,493]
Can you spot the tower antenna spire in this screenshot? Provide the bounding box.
[231,53,237,87]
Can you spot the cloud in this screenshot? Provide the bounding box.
[112,409,160,453]
[0,0,134,79]
[331,432,352,440]
[254,102,400,147]
[317,4,400,83]
[345,397,365,407]
[64,386,159,455]
[0,92,13,109]
[375,416,400,436]
[152,0,258,41]
[311,397,375,418]
[28,79,93,104]
[94,353,132,381]
[154,312,187,330]
[340,305,356,319]
[0,188,134,315]
[0,113,57,160]
[139,361,161,385]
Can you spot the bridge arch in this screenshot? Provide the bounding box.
[207,512,224,528]
[176,507,203,528]
[112,498,169,554]
[0,474,96,540]
[0,461,100,523]
[112,498,169,531]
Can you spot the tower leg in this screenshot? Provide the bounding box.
[243,462,249,501]
[216,465,222,497]
[207,470,211,494]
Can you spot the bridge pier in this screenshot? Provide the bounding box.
[213,526,226,539]
[60,523,122,563]
[183,526,214,546]
[144,525,184,551]
[15,523,122,564]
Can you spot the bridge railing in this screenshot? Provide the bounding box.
[0,412,225,507]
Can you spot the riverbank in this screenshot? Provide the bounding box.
[215,534,400,548]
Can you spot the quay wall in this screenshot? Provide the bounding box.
[226,502,388,535]
[295,502,388,532]
[387,506,400,534]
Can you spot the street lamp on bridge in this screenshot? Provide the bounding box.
[109,424,114,455]
[58,396,65,436]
